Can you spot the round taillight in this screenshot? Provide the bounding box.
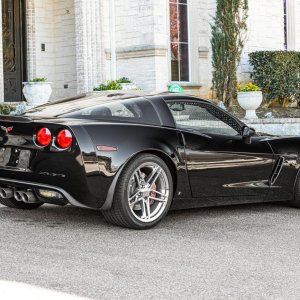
[36,127,52,146]
[56,129,73,149]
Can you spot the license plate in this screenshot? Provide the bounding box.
[0,147,31,169]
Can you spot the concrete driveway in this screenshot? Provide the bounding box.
[0,202,299,299]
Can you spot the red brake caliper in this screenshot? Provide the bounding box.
[149,184,157,205]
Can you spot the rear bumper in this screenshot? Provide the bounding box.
[0,177,92,209]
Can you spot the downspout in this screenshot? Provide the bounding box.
[109,0,117,80]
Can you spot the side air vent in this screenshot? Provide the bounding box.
[269,156,285,186]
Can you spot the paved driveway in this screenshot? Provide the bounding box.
[0,202,299,299]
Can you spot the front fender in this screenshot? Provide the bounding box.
[266,136,300,201]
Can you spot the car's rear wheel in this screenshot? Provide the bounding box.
[102,154,173,229]
[0,197,43,210]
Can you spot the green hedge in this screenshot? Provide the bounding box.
[0,104,15,115]
[248,51,300,106]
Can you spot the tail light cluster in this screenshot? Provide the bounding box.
[35,127,73,149]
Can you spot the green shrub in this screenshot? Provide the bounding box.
[30,77,47,82]
[211,0,248,107]
[116,77,132,84]
[93,80,122,91]
[0,104,15,115]
[249,51,300,107]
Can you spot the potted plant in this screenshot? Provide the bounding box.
[237,82,262,119]
[117,77,137,90]
[23,77,52,107]
[93,80,122,92]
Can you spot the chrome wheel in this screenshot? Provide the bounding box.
[128,162,170,223]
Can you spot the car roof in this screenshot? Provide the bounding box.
[25,91,211,118]
[40,91,211,105]
[24,91,245,129]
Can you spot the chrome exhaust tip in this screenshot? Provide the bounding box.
[14,191,24,202]
[21,192,38,204]
[0,188,13,199]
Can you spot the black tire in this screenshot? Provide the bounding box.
[102,154,173,229]
[0,197,43,210]
[291,172,300,208]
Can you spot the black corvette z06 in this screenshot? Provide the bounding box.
[0,92,299,229]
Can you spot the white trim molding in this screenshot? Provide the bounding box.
[26,0,36,81]
[74,0,104,94]
[286,0,296,50]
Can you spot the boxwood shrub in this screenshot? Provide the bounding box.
[0,104,15,115]
[248,51,300,107]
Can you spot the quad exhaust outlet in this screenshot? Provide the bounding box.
[0,187,40,204]
[14,191,40,204]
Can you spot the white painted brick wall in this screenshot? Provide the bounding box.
[74,0,104,94]
[52,0,77,98]
[103,0,169,91]
[0,0,4,102]
[114,0,157,90]
[34,0,55,89]
[33,0,77,99]
[295,0,300,50]
[198,0,216,98]
[31,0,300,99]
[1,0,300,102]
[238,0,286,81]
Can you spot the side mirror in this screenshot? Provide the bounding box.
[242,126,255,144]
[169,103,185,112]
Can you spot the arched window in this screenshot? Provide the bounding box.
[169,0,189,82]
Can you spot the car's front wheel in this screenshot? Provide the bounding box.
[102,154,173,229]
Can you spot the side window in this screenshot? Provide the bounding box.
[167,101,241,136]
[60,98,161,126]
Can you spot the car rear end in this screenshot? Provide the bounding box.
[0,115,100,208]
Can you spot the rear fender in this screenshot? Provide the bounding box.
[73,123,191,209]
[101,148,181,210]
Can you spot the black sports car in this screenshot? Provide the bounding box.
[0,92,299,229]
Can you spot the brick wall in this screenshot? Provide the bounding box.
[26,0,104,100]
[0,0,4,102]
[34,0,55,92]
[53,0,77,98]
[74,0,104,94]
[1,0,299,102]
[295,0,300,50]
[238,0,286,81]
[33,0,77,99]
[103,0,169,91]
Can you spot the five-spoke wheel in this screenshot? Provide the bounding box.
[102,154,173,229]
[128,162,170,223]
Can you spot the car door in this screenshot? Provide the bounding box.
[167,99,275,201]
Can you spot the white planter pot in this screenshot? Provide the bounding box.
[22,82,52,107]
[237,91,263,119]
[120,83,137,90]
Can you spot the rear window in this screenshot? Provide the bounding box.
[60,98,161,125]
